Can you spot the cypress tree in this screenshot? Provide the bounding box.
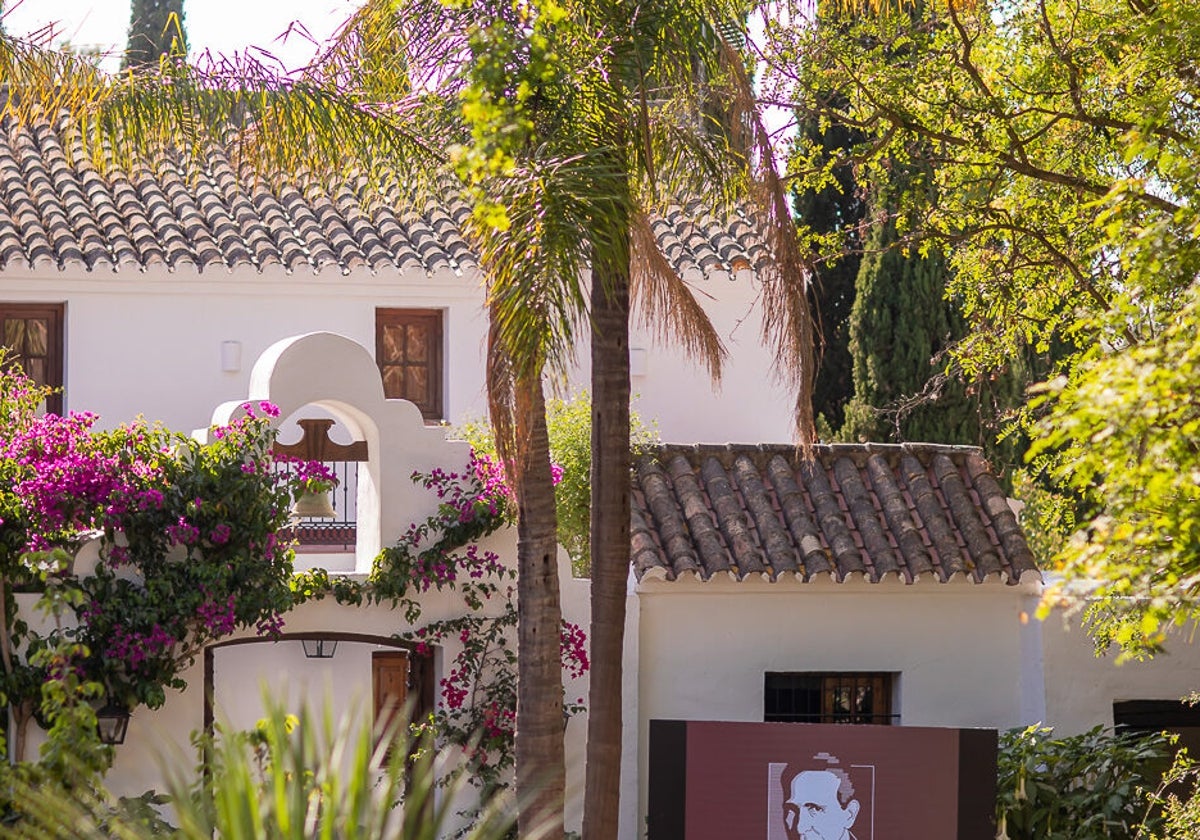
[793,98,866,434]
[839,185,982,446]
[123,0,187,70]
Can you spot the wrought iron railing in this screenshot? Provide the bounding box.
[273,419,367,553]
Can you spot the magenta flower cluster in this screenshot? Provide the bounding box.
[2,410,166,551]
[274,454,339,494]
[103,623,176,670]
[440,667,470,710]
[416,451,512,525]
[166,516,201,546]
[560,620,590,679]
[255,611,285,638]
[481,701,516,740]
[212,400,281,440]
[196,593,238,636]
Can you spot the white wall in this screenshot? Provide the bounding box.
[630,576,1035,833]
[0,264,490,433]
[570,269,802,445]
[1040,613,1200,736]
[4,261,798,445]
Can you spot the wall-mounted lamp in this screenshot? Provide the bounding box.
[301,639,338,659]
[630,347,648,378]
[220,340,242,373]
[96,701,131,745]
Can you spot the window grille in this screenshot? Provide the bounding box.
[765,672,897,725]
[273,418,368,553]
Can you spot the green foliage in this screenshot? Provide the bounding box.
[996,725,1173,840]
[454,391,657,575]
[1029,287,1200,654]
[1144,744,1200,840]
[6,699,519,840]
[764,0,1200,640]
[1009,469,1076,571]
[123,0,187,70]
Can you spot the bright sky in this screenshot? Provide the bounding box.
[3,0,796,157]
[3,0,357,72]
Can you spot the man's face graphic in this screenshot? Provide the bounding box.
[783,770,860,840]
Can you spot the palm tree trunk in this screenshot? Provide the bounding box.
[582,234,632,840]
[513,374,566,839]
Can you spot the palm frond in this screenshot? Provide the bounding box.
[468,148,639,381]
[7,698,519,840]
[2,6,458,200]
[630,210,727,382]
[718,36,818,447]
[0,31,111,122]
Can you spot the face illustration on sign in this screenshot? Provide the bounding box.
[781,755,861,840]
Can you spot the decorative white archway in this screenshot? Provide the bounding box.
[198,332,472,572]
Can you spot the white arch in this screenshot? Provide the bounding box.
[198,332,472,572]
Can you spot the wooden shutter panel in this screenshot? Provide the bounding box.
[375,309,443,421]
[0,303,64,415]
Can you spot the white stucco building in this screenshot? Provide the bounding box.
[3,116,1200,837]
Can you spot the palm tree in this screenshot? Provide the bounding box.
[451,4,817,837]
[1,2,817,835]
[2,7,588,831]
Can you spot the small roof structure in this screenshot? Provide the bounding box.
[632,442,1040,585]
[0,118,770,279]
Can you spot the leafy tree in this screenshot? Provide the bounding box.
[760,0,1200,647]
[123,0,187,70]
[791,2,1016,451]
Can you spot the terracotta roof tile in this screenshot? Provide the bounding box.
[0,119,768,277]
[632,443,1042,585]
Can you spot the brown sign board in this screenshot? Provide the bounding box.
[648,720,997,840]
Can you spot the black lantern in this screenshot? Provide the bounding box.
[301,638,338,659]
[96,701,131,745]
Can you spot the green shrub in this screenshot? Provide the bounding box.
[453,390,657,576]
[997,725,1172,839]
[6,698,519,839]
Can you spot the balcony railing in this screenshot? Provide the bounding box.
[273,418,368,554]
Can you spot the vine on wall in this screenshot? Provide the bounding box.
[294,451,588,787]
[0,361,587,811]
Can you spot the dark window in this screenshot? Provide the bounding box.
[1114,700,1200,758]
[376,309,443,421]
[765,672,896,725]
[1,303,64,415]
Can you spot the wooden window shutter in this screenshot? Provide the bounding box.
[372,651,410,742]
[375,309,443,421]
[0,303,64,415]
